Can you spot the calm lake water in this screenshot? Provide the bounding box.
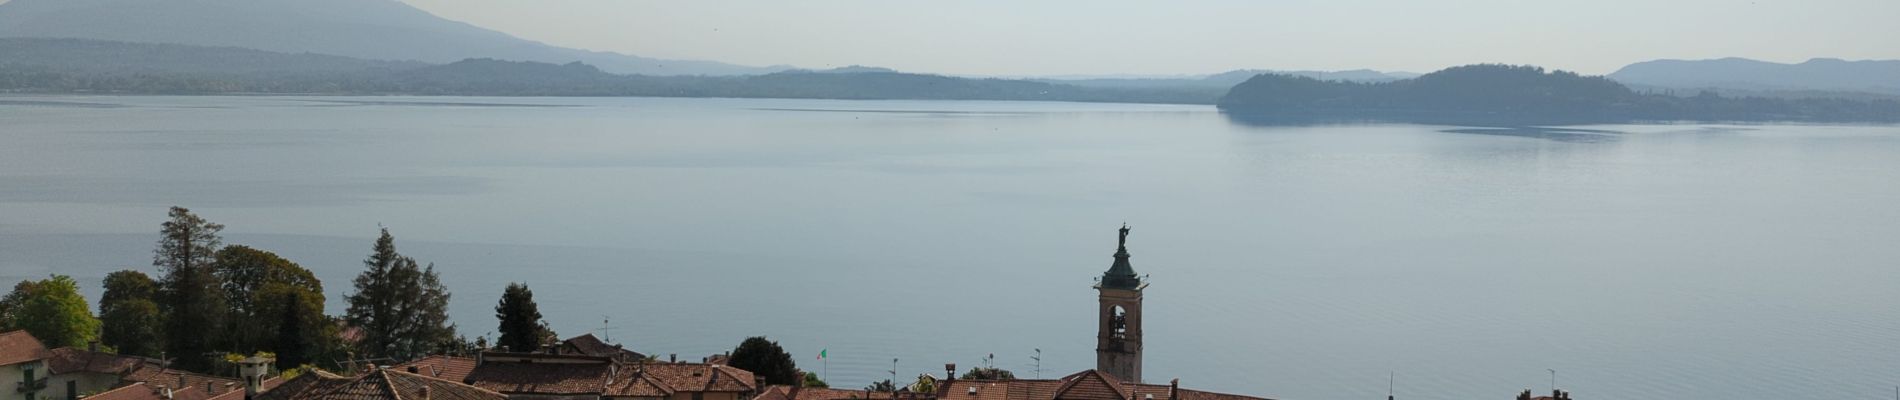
[2,96,1897,400]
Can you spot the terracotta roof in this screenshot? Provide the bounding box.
[85,372,247,400]
[82,383,164,400]
[646,363,756,393]
[256,371,352,400]
[1053,370,1129,400]
[464,360,611,395]
[313,369,507,400]
[939,380,1065,400]
[396,356,478,383]
[560,334,645,360]
[0,330,52,366]
[48,347,158,375]
[122,364,245,394]
[935,371,1268,400]
[748,386,896,400]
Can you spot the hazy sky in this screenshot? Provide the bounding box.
[192,0,1900,76]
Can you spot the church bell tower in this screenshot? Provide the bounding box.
[1095,224,1145,383]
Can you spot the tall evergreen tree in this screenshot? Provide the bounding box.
[154,206,226,371]
[99,270,164,357]
[344,228,455,361]
[494,283,554,352]
[729,336,800,386]
[5,275,102,348]
[272,290,324,369]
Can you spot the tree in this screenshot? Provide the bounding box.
[154,206,227,371]
[960,367,1015,380]
[865,380,895,392]
[99,270,164,357]
[802,372,828,389]
[213,245,325,355]
[729,336,799,386]
[0,280,40,328]
[494,283,554,353]
[7,275,102,348]
[344,228,456,361]
[271,290,331,369]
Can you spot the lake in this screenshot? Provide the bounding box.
[2,95,1897,400]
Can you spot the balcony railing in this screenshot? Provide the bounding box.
[16,377,48,393]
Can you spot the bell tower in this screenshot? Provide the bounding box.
[1095,224,1145,383]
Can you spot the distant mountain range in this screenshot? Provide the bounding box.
[1609,58,1900,95]
[0,0,784,76]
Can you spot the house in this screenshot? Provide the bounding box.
[1,331,54,400]
[396,357,478,384]
[459,351,755,400]
[749,386,899,400]
[931,369,1267,400]
[255,368,505,400]
[0,330,275,400]
[553,336,643,363]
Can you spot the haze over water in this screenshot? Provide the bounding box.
[2,96,1898,400]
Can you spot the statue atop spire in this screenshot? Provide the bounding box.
[1118,224,1130,250]
[1101,224,1141,290]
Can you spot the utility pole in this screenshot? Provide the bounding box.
[1547,369,1557,393]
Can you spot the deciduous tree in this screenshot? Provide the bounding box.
[99,270,164,357]
[7,275,101,348]
[729,336,799,386]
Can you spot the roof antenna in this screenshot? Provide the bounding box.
[1387,371,1394,400]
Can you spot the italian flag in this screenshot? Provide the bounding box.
[817,349,827,360]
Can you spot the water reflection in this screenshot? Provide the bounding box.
[1438,126,1623,143]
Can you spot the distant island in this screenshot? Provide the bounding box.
[1217,64,1900,125]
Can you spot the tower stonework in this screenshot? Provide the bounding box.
[1095,224,1145,383]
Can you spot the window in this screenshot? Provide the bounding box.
[67,380,78,400]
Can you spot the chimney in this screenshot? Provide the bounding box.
[944,364,956,383]
[1168,379,1179,400]
[420,385,432,400]
[407,366,421,374]
[669,354,677,363]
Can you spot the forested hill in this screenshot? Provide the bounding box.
[0,40,1215,103]
[1217,64,1900,125]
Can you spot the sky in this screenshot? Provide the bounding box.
[29,0,1898,77]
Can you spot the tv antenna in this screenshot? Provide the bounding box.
[597,316,621,343]
[1030,349,1044,379]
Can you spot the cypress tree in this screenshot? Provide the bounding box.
[494,283,553,352]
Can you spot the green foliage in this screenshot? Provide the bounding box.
[960,367,1015,380]
[494,282,554,353]
[865,380,895,392]
[154,206,227,372]
[99,270,164,357]
[0,280,39,329]
[802,372,829,389]
[213,245,330,365]
[6,275,102,348]
[344,228,456,362]
[729,336,800,386]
